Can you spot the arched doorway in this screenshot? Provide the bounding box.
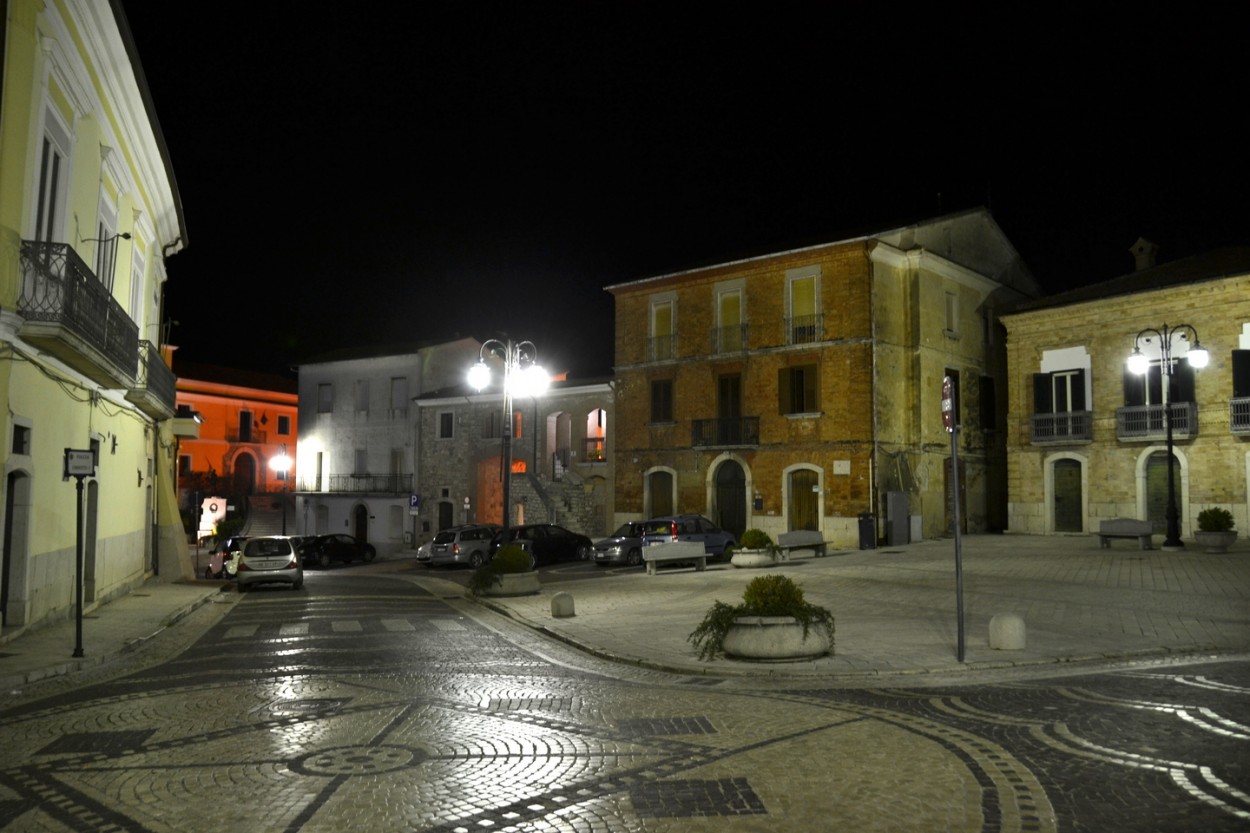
[3,471,32,628]
[787,468,820,531]
[646,470,673,518]
[1052,458,1083,532]
[353,504,369,543]
[546,412,572,478]
[233,452,257,496]
[713,460,746,537]
[1145,450,1179,534]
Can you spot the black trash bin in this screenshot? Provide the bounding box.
[857,512,876,550]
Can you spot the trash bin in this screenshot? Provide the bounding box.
[858,512,876,550]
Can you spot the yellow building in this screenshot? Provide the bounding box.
[0,0,187,633]
[607,209,1037,548]
[1002,246,1250,540]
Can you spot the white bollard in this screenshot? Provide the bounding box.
[989,613,1026,650]
[551,592,575,618]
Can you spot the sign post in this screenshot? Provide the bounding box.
[64,449,96,658]
[942,377,966,663]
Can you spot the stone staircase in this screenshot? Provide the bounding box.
[240,493,292,537]
[512,471,606,537]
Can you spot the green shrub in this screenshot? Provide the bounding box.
[467,545,533,596]
[688,573,833,660]
[738,528,774,549]
[1197,507,1235,532]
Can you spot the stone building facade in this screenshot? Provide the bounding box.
[606,209,1037,548]
[1002,247,1250,539]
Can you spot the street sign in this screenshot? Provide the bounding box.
[941,376,954,433]
[64,448,95,478]
[410,494,421,515]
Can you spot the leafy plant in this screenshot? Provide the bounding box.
[1197,507,1235,532]
[467,545,533,596]
[738,528,774,550]
[688,574,833,660]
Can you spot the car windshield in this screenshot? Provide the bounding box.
[245,538,292,557]
[610,523,641,538]
[433,531,456,544]
[643,520,675,535]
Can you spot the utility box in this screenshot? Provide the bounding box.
[858,513,876,550]
[886,491,910,546]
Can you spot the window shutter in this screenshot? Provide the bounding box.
[1171,361,1195,403]
[802,365,818,411]
[778,368,792,414]
[1234,350,1250,398]
[1070,369,1086,411]
[1032,373,1051,414]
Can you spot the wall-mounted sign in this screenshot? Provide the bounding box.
[64,448,95,478]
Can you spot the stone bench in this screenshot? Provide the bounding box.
[777,530,828,558]
[641,541,707,575]
[1097,518,1154,550]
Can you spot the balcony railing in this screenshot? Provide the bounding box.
[1115,402,1198,440]
[786,313,823,345]
[1232,397,1250,434]
[125,340,176,419]
[1030,411,1093,443]
[584,437,605,462]
[692,416,760,448]
[226,428,268,444]
[711,324,748,353]
[18,240,138,386]
[648,333,676,362]
[326,473,412,494]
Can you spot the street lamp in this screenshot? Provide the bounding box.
[270,444,292,535]
[467,339,548,541]
[1127,324,1208,550]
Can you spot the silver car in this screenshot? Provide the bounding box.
[593,521,646,567]
[235,536,304,591]
[429,524,498,568]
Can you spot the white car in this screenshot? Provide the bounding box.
[235,536,303,591]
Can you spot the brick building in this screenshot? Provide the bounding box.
[606,209,1037,548]
[1002,245,1250,539]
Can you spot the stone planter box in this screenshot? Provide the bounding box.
[721,615,832,661]
[482,571,541,597]
[730,549,776,569]
[1194,530,1238,553]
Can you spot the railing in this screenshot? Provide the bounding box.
[327,473,412,493]
[785,313,823,345]
[1232,397,1250,434]
[692,416,760,447]
[711,324,748,353]
[134,340,175,411]
[648,333,676,361]
[1030,411,1093,443]
[1115,402,1198,440]
[18,240,138,380]
[226,428,268,444]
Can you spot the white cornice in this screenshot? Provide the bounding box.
[870,242,1000,294]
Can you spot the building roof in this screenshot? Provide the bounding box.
[1003,246,1250,316]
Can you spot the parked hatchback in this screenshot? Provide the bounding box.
[593,521,646,567]
[235,536,303,591]
[429,524,499,568]
[641,514,737,561]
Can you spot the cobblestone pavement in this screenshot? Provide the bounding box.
[0,570,1246,832]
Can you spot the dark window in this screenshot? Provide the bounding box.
[979,375,996,430]
[1032,370,1085,413]
[438,412,454,439]
[651,379,673,423]
[1234,350,1250,398]
[277,415,290,435]
[12,424,31,455]
[179,454,191,476]
[779,364,819,414]
[317,383,333,413]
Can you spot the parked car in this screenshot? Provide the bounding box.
[490,524,594,567]
[641,514,737,561]
[593,521,646,567]
[429,524,499,568]
[298,534,377,568]
[415,539,434,563]
[235,535,303,591]
[204,535,249,579]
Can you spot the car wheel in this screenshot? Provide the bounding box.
[363,546,376,562]
[318,551,331,569]
[469,552,484,569]
[576,544,591,561]
[626,548,642,567]
[204,566,213,579]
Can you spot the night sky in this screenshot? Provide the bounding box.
[120,5,1246,380]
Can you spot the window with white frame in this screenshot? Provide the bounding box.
[786,266,820,344]
[944,291,959,338]
[129,248,145,323]
[716,287,744,352]
[33,108,72,244]
[389,377,408,418]
[94,198,119,291]
[355,379,370,413]
[649,295,676,361]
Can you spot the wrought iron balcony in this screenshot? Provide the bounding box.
[692,416,760,448]
[1232,397,1250,434]
[125,340,176,419]
[648,333,676,362]
[711,323,748,353]
[226,428,269,444]
[1029,411,1093,443]
[786,313,823,345]
[1115,402,1198,441]
[325,473,412,494]
[18,241,138,387]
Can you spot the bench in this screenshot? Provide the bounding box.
[1097,518,1154,550]
[777,530,828,558]
[642,541,707,575]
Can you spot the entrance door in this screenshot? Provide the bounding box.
[788,469,819,531]
[714,461,746,537]
[1146,451,1176,533]
[353,504,369,543]
[647,471,673,518]
[3,472,32,627]
[1053,459,1082,532]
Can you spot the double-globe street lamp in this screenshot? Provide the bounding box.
[1127,324,1208,550]
[467,339,548,541]
[269,444,292,535]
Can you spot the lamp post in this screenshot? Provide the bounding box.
[1127,324,1208,550]
[467,339,548,541]
[270,444,292,535]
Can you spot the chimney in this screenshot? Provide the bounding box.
[1130,237,1159,271]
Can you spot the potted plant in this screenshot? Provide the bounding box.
[1194,507,1238,553]
[688,574,833,661]
[731,528,779,568]
[468,545,540,597]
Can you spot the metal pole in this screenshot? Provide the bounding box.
[1161,331,1183,549]
[500,341,513,542]
[73,475,85,658]
[951,425,965,663]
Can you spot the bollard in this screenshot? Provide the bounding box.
[988,613,1026,650]
[551,592,575,618]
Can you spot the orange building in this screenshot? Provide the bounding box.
[173,359,299,503]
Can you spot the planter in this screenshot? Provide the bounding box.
[482,571,541,597]
[730,548,776,569]
[1194,530,1238,553]
[721,615,832,661]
